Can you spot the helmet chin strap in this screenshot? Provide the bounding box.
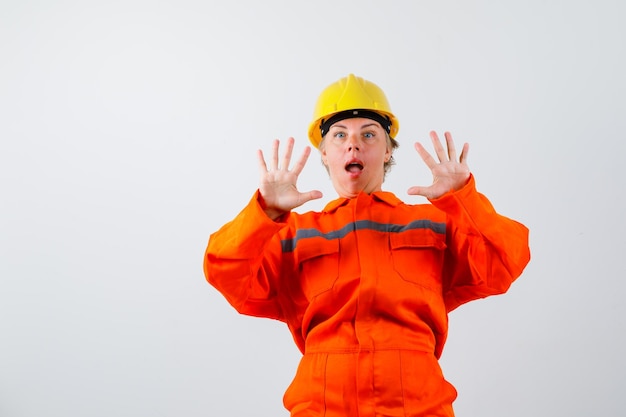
[320,109,392,138]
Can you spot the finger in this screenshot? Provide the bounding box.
[271,139,280,170]
[291,145,312,176]
[407,185,423,196]
[407,185,432,198]
[459,142,470,165]
[257,149,269,176]
[409,184,446,200]
[444,131,457,161]
[299,189,324,204]
[414,142,438,170]
[430,131,447,162]
[281,137,295,171]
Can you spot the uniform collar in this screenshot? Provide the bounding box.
[322,191,402,213]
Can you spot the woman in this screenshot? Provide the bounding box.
[204,74,530,416]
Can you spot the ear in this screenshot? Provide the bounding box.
[321,147,329,165]
[384,146,391,162]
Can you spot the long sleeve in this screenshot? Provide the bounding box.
[430,175,531,312]
[203,191,288,320]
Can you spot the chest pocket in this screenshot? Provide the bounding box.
[295,237,340,299]
[390,229,447,292]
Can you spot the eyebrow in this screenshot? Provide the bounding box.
[330,122,381,130]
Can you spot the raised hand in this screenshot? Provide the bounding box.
[407,131,470,200]
[257,137,323,220]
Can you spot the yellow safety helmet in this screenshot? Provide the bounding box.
[307,73,400,149]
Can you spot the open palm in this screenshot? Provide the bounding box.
[257,137,323,220]
[407,131,470,200]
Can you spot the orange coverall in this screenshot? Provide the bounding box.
[204,175,530,417]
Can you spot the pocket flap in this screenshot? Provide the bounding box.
[390,228,446,250]
[295,236,339,263]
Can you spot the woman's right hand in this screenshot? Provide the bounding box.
[257,137,323,220]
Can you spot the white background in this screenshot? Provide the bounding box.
[2,1,625,416]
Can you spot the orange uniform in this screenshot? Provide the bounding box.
[204,175,530,416]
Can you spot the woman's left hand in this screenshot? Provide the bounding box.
[407,131,471,200]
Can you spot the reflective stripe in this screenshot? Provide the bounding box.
[281,219,445,253]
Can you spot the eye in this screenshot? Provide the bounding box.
[333,131,346,139]
[363,131,375,139]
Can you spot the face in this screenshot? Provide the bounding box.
[320,117,391,198]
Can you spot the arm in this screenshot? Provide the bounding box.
[432,175,530,311]
[204,191,288,319]
[408,131,530,311]
[204,138,322,319]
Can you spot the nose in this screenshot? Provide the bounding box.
[346,134,360,151]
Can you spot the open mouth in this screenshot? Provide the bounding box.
[345,161,364,173]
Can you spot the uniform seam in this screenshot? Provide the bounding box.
[399,350,407,416]
[322,352,328,417]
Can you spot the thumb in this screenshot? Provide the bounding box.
[407,185,431,198]
[407,186,425,195]
[300,190,324,204]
